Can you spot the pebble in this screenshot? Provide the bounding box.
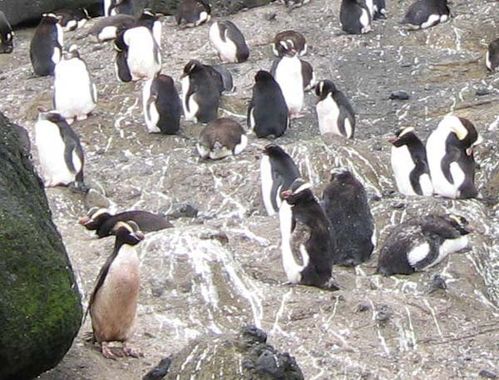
[389,90,410,100]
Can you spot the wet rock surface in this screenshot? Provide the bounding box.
[0,0,497,378]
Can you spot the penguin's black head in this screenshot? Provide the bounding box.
[79,207,112,231]
[329,168,355,184]
[182,60,203,77]
[446,214,473,235]
[440,115,483,154]
[141,9,156,19]
[263,143,286,158]
[315,80,337,99]
[255,70,273,83]
[112,221,145,246]
[281,178,314,205]
[388,126,416,146]
[38,109,67,124]
[41,13,60,24]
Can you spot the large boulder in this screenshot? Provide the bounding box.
[0,113,82,380]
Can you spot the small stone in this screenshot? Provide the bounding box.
[355,302,371,312]
[166,204,199,219]
[429,274,447,292]
[264,12,277,21]
[389,90,410,100]
[479,369,498,379]
[475,88,490,96]
[84,188,111,210]
[142,357,172,380]
[375,304,392,325]
[391,202,406,209]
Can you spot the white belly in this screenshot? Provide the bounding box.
[181,76,199,122]
[260,155,276,216]
[275,57,303,115]
[142,79,160,132]
[126,29,161,81]
[316,95,341,137]
[209,23,238,63]
[391,145,417,196]
[279,201,303,283]
[421,14,441,29]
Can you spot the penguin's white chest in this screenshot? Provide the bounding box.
[260,155,277,216]
[391,145,417,196]
[316,95,340,136]
[126,28,161,81]
[181,76,199,122]
[274,57,304,115]
[279,202,304,284]
[142,79,160,133]
[35,120,76,187]
[209,25,238,63]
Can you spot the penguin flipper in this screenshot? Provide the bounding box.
[218,21,228,42]
[269,59,279,77]
[87,250,119,312]
[440,146,460,185]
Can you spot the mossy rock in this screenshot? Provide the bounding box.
[0,113,82,380]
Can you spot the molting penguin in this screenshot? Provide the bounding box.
[88,221,144,359]
[34,110,85,190]
[0,11,14,54]
[114,26,161,82]
[247,70,289,138]
[279,178,339,290]
[196,118,248,160]
[209,20,249,63]
[389,126,433,196]
[486,38,499,72]
[426,115,482,199]
[55,8,90,31]
[143,73,182,134]
[54,45,97,124]
[181,60,221,123]
[260,144,300,216]
[270,49,304,118]
[321,169,375,266]
[377,214,472,276]
[401,0,450,30]
[176,0,211,27]
[315,80,356,139]
[340,0,371,34]
[29,13,63,76]
[88,14,136,42]
[272,30,307,57]
[79,207,173,238]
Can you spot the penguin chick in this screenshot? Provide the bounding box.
[377,214,472,276]
[196,118,248,160]
[79,207,173,238]
[279,178,339,290]
[209,20,249,63]
[401,0,450,30]
[88,221,144,359]
[176,0,211,27]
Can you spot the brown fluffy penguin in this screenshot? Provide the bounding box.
[88,221,144,359]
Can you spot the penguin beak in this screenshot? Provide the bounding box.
[465,147,474,156]
[281,190,292,199]
[133,231,145,241]
[79,216,91,225]
[387,136,398,144]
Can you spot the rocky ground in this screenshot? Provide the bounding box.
[0,0,498,378]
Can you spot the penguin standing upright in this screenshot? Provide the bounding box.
[181,60,222,123]
[247,71,289,138]
[34,110,85,190]
[137,9,162,46]
[196,118,248,160]
[114,26,161,82]
[270,50,304,118]
[88,221,144,359]
[486,38,499,72]
[426,115,482,199]
[54,45,97,124]
[389,127,433,196]
[321,169,375,266]
[401,0,450,29]
[315,80,356,139]
[79,207,173,238]
[0,10,14,54]
[377,214,472,276]
[209,21,249,63]
[279,178,339,290]
[143,73,182,134]
[55,8,90,31]
[260,144,300,216]
[340,0,371,34]
[30,14,63,76]
[176,0,211,27]
[272,30,307,57]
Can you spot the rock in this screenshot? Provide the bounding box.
[0,113,82,379]
[165,203,199,219]
[389,90,410,100]
[162,325,304,379]
[479,369,497,379]
[475,88,490,96]
[142,357,172,380]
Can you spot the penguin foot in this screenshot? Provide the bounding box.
[76,114,88,121]
[290,112,305,119]
[123,343,142,358]
[101,342,118,360]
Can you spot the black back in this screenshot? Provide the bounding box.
[248,71,289,138]
[30,14,62,76]
[199,118,245,151]
[0,11,13,54]
[114,29,132,82]
[211,65,234,92]
[340,0,369,34]
[488,39,499,71]
[217,20,249,63]
[300,59,314,90]
[149,74,182,134]
[176,0,211,25]
[401,0,449,26]
[373,0,386,19]
[321,170,374,266]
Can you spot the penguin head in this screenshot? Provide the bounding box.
[255,70,274,83]
[281,178,314,206]
[37,109,67,124]
[64,44,80,60]
[112,221,145,246]
[262,143,287,158]
[439,115,482,154]
[315,80,337,99]
[446,214,473,235]
[182,60,203,78]
[388,126,416,146]
[79,207,112,231]
[329,167,355,184]
[41,13,60,24]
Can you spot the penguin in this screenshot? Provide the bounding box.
[88,221,144,359]
[260,144,300,216]
[340,0,372,34]
[401,0,450,30]
[143,73,182,134]
[321,169,375,266]
[181,60,221,123]
[0,11,14,54]
[247,70,289,138]
[55,8,90,32]
[314,80,356,139]
[54,45,97,124]
[377,214,472,276]
[209,20,249,63]
[34,110,86,190]
[109,0,144,17]
[103,0,117,16]
[196,118,248,160]
[279,178,339,290]
[211,64,235,93]
[79,207,173,238]
[270,50,304,118]
[426,115,482,199]
[301,59,316,91]
[373,0,387,20]
[176,0,211,27]
[88,14,136,42]
[272,30,307,57]
[389,126,433,196]
[137,9,162,46]
[486,38,499,72]
[29,13,64,76]
[114,26,161,82]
